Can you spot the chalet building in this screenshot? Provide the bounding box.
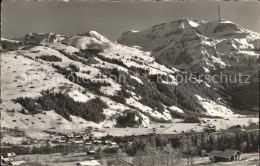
[207,149,242,162]
[108,141,117,146]
[75,160,100,166]
[87,150,96,155]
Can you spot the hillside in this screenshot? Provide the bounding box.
[1,19,258,131]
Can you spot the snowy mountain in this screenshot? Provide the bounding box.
[1,19,258,130]
[118,19,259,73]
[118,19,260,112]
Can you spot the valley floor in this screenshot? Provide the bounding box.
[2,116,258,144]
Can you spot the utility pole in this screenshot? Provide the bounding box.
[218,5,221,25]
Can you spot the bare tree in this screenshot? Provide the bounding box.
[115,148,128,164]
[133,150,146,166]
[162,143,182,166]
[144,143,159,166]
[133,143,183,166]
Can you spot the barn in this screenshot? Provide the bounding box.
[207,149,242,162]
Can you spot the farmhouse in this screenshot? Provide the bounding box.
[87,150,96,155]
[75,160,100,166]
[207,149,242,162]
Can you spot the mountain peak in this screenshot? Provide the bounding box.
[78,31,111,43]
[117,19,259,112]
[23,32,67,44]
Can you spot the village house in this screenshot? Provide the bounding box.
[207,149,242,162]
[75,160,101,166]
[108,141,118,147]
[50,134,65,140]
[73,140,84,144]
[87,150,96,155]
[67,133,74,139]
[85,142,92,145]
[93,140,102,144]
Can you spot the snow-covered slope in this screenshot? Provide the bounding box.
[1,20,257,131]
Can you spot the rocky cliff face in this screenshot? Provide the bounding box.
[24,33,67,44]
[118,19,260,111]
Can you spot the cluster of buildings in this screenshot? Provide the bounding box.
[47,129,119,152]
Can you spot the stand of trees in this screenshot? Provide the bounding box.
[37,55,62,62]
[124,130,259,157]
[95,54,128,68]
[116,110,143,127]
[58,49,98,65]
[15,90,107,123]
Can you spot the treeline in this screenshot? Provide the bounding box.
[1,143,85,156]
[2,40,22,51]
[15,90,107,123]
[66,73,111,94]
[58,49,98,65]
[37,55,62,62]
[95,54,128,68]
[110,86,131,104]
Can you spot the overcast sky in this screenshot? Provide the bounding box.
[2,1,260,41]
